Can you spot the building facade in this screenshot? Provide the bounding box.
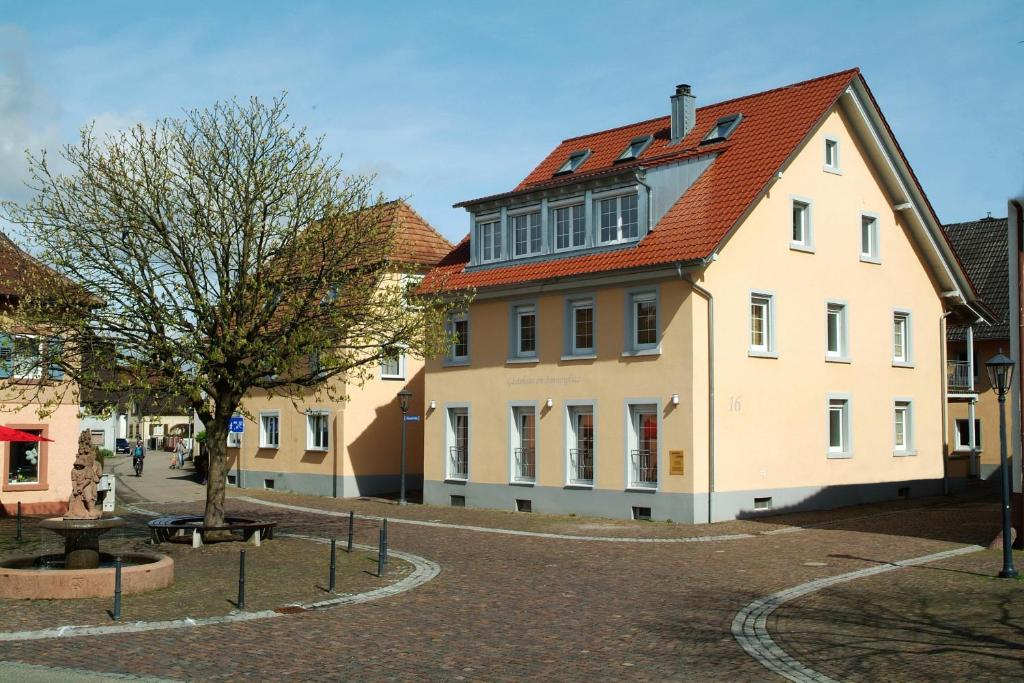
[421,70,989,522]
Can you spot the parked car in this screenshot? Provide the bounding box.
[115,438,130,455]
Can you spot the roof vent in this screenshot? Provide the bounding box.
[670,84,696,143]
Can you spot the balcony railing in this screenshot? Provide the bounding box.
[514,447,535,481]
[947,360,974,392]
[448,446,468,479]
[569,447,593,484]
[630,449,657,488]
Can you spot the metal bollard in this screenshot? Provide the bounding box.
[377,527,385,577]
[113,556,123,621]
[15,501,22,542]
[328,537,337,593]
[346,511,354,553]
[237,549,246,610]
[382,518,389,565]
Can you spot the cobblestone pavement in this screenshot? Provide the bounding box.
[1,482,1019,681]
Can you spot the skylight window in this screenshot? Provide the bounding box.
[555,149,591,175]
[617,135,653,162]
[702,114,742,143]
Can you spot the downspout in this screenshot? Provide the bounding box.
[940,311,953,496]
[681,261,715,523]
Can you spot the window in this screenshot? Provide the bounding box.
[307,411,329,451]
[628,404,658,488]
[259,412,280,449]
[702,114,742,143]
[791,200,812,250]
[749,292,775,356]
[826,302,848,360]
[571,300,594,354]
[4,335,43,379]
[598,193,639,244]
[447,313,469,363]
[511,405,536,483]
[617,135,653,161]
[954,419,982,451]
[860,214,880,262]
[555,149,590,175]
[567,405,594,485]
[479,220,502,262]
[447,407,469,479]
[626,291,658,353]
[553,204,585,250]
[893,312,911,365]
[381,354,405,379]
[512,304,537,359]
[827,397,851,457]
[893,400,913,454]
[512,211,542,257]
[7,431,42,484]
[824,138,840,172]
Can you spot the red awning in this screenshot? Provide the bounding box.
[0,425,53,442]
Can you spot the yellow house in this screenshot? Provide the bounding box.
[230,200,451,498]
[420,69,990,522]
[0,233,81,516]
[942,216,1007,481]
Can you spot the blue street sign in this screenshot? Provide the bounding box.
[404,415,421,422]
[229,416,245,433]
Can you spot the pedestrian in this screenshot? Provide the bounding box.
[175,438,187,469]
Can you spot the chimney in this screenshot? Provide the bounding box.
[670,84,696,143]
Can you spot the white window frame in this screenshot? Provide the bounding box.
[624,289,659,355]
[10,334,44,380]
[510,209,543,258]
[625,401,660,490]
[893,399,914,456]
[552,203,586,252]
[380,353,406,380]
[827,395,852,458]
[478,219,503,263]
[565,401,596,487]
[824,136,841,174]
[860,213,881,263]
[748,290,777,358]
[445,312,470,365]
[509,403,538,484]
[259,411,281,449]
[595,191,640,245]
[892,310,913,367]
[445,405,470,481]
[790,197,814,252]
[825,300,850,362]
[954,418,982,452]
[306,410,329,452]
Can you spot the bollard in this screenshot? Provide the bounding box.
[377,527,385,577]
[382,518,389,565]
[328,537,337,593]
[113,556,123,621]
[237,549,246,610]
[15,501,22,542]
[346,511,354,553]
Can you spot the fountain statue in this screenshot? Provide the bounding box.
[67,430,104,519]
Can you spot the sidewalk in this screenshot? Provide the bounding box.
[106,450,206,505]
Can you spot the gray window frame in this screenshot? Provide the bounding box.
[564,400,597,487]
[892,309,914,367]
[563,295,597,358]
[860,212,881,264]
[508,401,539,485]
[444,311,470,367]
[826,393,852,459]
[790,196,814,253]
[892,398,915,456]
[623,287,660,356]
[823,136,841,174]
[508,301,539,362]
[748,289,778,358]
[825,299,851,363]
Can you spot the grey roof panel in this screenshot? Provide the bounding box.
[943,217,1008,341]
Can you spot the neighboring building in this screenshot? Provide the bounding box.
[943,216,1008,481]
[0,233,81,515]
[421,69,990,523]
[231,200,451,497]
[1007,197,1024,547]
[125,395,192,451]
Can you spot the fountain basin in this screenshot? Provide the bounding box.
[39,517,128,570]
[0,552,174,599]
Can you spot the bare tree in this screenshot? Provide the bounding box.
[1,96,463,526]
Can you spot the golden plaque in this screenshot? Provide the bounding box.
[669,449,685,475]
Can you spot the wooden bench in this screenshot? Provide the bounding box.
[148,515,277,547]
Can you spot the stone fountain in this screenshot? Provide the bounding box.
[0,431,173,599]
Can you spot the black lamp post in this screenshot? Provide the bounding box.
[398,389,412,506]
[986,351,1018,578]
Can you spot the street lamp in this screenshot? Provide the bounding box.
[398,389,412,506]
[986,351,1018,579]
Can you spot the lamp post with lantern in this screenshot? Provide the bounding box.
[398,389,412,506]
[986,351,1018,578]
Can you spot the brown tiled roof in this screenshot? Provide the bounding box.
[386,200,453,268]
[0,231,60,298]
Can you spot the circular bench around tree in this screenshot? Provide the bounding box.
[148,515,277,547]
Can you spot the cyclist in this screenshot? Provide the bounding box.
[132,440,145,476]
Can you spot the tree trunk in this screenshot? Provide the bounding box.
[203,420,229,528]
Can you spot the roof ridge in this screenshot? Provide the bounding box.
[392,198,453,249]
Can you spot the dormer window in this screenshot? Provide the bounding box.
[478,219,502,263]
[555,149,591,175]
[617,135,653,162]
[702,114,742,144]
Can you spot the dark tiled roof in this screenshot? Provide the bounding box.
[0,232,59,298]
[944,217,1008,341]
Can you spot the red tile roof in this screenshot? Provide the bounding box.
[386,200,453,269]
[425,69,861,292]
[0,231,63,298]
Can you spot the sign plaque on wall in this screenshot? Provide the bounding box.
[669,450,685,476]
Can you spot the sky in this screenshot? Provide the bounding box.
[0,0,1021,243]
